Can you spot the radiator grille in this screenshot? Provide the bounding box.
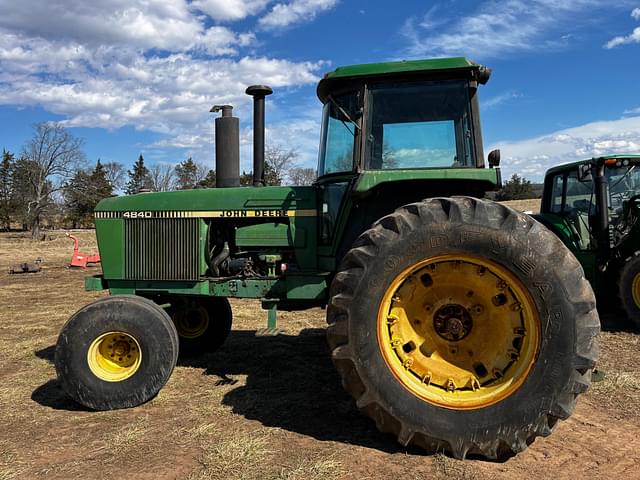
[124,218,200,281]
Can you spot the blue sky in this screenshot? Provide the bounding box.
[1,0,639,181]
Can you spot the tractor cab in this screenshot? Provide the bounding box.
[317,60,489,176]
[539,155,640,282]
[314,58,500,262]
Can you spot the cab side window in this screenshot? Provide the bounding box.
[550,175,564,213]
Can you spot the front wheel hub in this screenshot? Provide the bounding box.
[87,331,142,382]
[433,304,472,341]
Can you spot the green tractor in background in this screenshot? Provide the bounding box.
[537,155,640,327]
[54,58,599,460]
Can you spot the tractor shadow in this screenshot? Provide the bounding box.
[32,346,93,411]
[598,309,640,333]
[180,328,410,454]
[31,379,93,411]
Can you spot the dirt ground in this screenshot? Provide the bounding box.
[0,227,639,480]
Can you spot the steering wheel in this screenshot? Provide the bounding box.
[610,190,637,208]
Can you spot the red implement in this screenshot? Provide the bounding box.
[67,233,100,268]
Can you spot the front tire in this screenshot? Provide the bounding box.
[55,295,179,410]
[618,254,640,329]
[327,197,599,459]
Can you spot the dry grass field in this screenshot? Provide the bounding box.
[0,223,639,480]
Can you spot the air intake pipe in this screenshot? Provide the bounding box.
[245,85,273,187]
[210,104,240,188]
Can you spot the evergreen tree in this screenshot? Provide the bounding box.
[64,169,92,227]
[90,159,114,200]
[174,157,199,190]
[0,149,15,231]
[495,174,536,201]
[125,154,152,194]
[64,160,113,227]
[197,169,216,188]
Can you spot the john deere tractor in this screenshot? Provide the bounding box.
[55,58,599,460]
[537,155,640,327]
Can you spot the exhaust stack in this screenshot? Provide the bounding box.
[210,104,240,188]
[245,85,273,187]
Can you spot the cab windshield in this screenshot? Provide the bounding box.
[608,165,640,210]
[365,80,476,169]
[318,93,359,176]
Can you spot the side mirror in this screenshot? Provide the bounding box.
[488,149,501,168]
[578,163,593,182]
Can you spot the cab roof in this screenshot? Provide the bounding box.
[317,57,490,102]
[545,154,640,177]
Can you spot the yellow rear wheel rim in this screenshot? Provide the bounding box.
[173,304,210,339]
[632,273,640,308]
[87,332,142,382]
[377,254,540,410]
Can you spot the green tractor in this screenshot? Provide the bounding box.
[537,155,640,327]
[55,58,599,460]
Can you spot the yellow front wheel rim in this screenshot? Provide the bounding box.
[87,332,142,382]
[377,255,540,410]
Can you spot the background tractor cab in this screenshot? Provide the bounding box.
[537,154,640,326]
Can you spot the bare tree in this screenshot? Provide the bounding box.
[149,163,176,192]
[195,161,209,184]
[288,167,317,186]
[20,122,85,239]
[103,161,126,192]
[265,145,299,186]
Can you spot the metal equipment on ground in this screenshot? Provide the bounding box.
[54,57,599,460]
[66,233,100,268]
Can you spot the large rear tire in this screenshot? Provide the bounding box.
[618,254,640,329]
[55,295,179,410]
[327,197,599,460]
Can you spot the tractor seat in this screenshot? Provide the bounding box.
[565,210,592,250]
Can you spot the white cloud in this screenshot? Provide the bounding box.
[0,0,203,51]
[482,90,523,110]
[403,0,629,59]
[0,45,323,133]
[192,0,272,22]
[0,0,330,167]
[259,0,338,29]
[490,116,640,181]
[391,148,454,167]
[605,8,640,49]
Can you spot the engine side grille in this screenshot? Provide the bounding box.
[124,218,200,281]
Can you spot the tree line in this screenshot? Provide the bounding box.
[1,122,316,238]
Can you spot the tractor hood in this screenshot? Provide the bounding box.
[95,186,316,218]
